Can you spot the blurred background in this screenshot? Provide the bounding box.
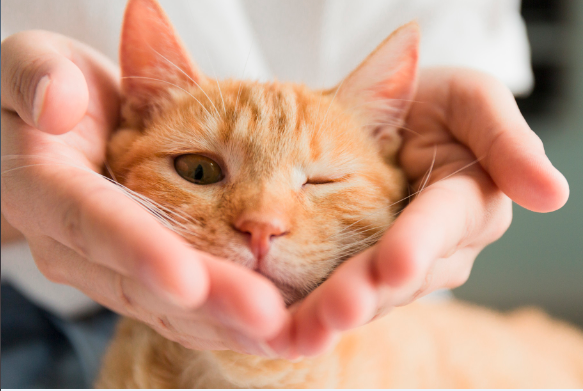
[454,0,583,327]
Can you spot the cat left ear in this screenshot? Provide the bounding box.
[120,0,205,128]
[334,22,420,160]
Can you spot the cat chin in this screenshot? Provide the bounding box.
[190,244,316,305]
[251,272,311,307]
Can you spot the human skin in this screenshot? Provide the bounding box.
[0,31,569,359]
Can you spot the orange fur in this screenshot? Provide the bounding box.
[98,0,583,387]
[99,302,583,388]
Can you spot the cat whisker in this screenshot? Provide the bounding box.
[333,236,382,257]
[316,77,345,134]
[122,76,214,119]
[365,121,424,138]
[331,200,406,238]
[346,97,426,114]
[329,231,388,266]
[329,220,389,242]
[200,43,227,116]
[103,161,118,183]
[329,218,400,248]
[331,156,482,241]
[150,47,222,118]
[1,155,201,239]
[417,145,437,197]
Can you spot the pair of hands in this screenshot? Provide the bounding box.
[1,31,569,359]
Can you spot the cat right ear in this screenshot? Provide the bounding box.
[334,22,420,161]
[120,0,205,128]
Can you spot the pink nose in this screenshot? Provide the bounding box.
[234,215,288,261]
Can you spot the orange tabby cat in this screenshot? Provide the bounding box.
[97,0,583,387]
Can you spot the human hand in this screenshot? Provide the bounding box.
[1,30,288,356]
[277,67,570,357]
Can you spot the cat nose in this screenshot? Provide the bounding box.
[234,215,288,261]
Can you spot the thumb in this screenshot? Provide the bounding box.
[1,30,88,134]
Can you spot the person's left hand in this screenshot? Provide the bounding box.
[268,67,570,358]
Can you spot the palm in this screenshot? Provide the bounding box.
[282,67,568,358]
[2,31,287,357]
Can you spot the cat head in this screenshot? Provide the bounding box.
[109,0,419,304]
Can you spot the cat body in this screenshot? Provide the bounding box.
[99,301,583,388]
[98,0,583,387]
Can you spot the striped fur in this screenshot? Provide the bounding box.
[109,78,407,304]
[98,0,583,388]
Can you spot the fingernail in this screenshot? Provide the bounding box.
[33,76,51,128]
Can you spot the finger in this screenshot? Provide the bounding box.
[293,298,341,358]
[290,282,345,357]
[314,247,380,331]
[1,111,205,306]
[1,30,89,134]
[30,234,287,343]
[266,316,297,359]
[3,152,211,307]
[373,173,511,293]
[29,238,235,351]
[118,257,288,341]
[407,246,481,300]
[201,258,288,340]
[27,235,132,317]
[290,172,507,355]
[419,68,569,212]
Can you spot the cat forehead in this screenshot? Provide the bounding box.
[148,80,373,166]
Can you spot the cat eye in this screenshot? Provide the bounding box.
[174,154,223,185]
[304,178,335,185]
[305,178,336,185]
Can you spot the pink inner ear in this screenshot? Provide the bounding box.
[121,0,203,121]
[336,22,420,131]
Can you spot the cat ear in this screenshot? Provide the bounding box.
[335,22,420,160]
[120,0,205,127]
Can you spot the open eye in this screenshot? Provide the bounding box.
[174,154,223,185]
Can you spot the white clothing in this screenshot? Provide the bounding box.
[1,0,533,317]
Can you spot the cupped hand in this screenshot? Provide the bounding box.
[1,30,287,356]
[280,67,570,357]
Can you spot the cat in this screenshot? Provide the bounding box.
[97,0,583,387]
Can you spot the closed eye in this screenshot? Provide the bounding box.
[304,174,350,185]
[305,178,336,185]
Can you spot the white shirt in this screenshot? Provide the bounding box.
[1,0,532,317]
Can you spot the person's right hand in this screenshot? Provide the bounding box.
[1,30,288,356]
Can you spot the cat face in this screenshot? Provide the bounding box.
[109,0,419,304]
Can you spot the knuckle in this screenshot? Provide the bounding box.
[446,249,479,289]
[114,274,139,318]
[485,193,513,242]
[114,274,157,326]
[448,266,472,288]
[60,199,88,257]
[154,315,177,334]
[34,254,66,284]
